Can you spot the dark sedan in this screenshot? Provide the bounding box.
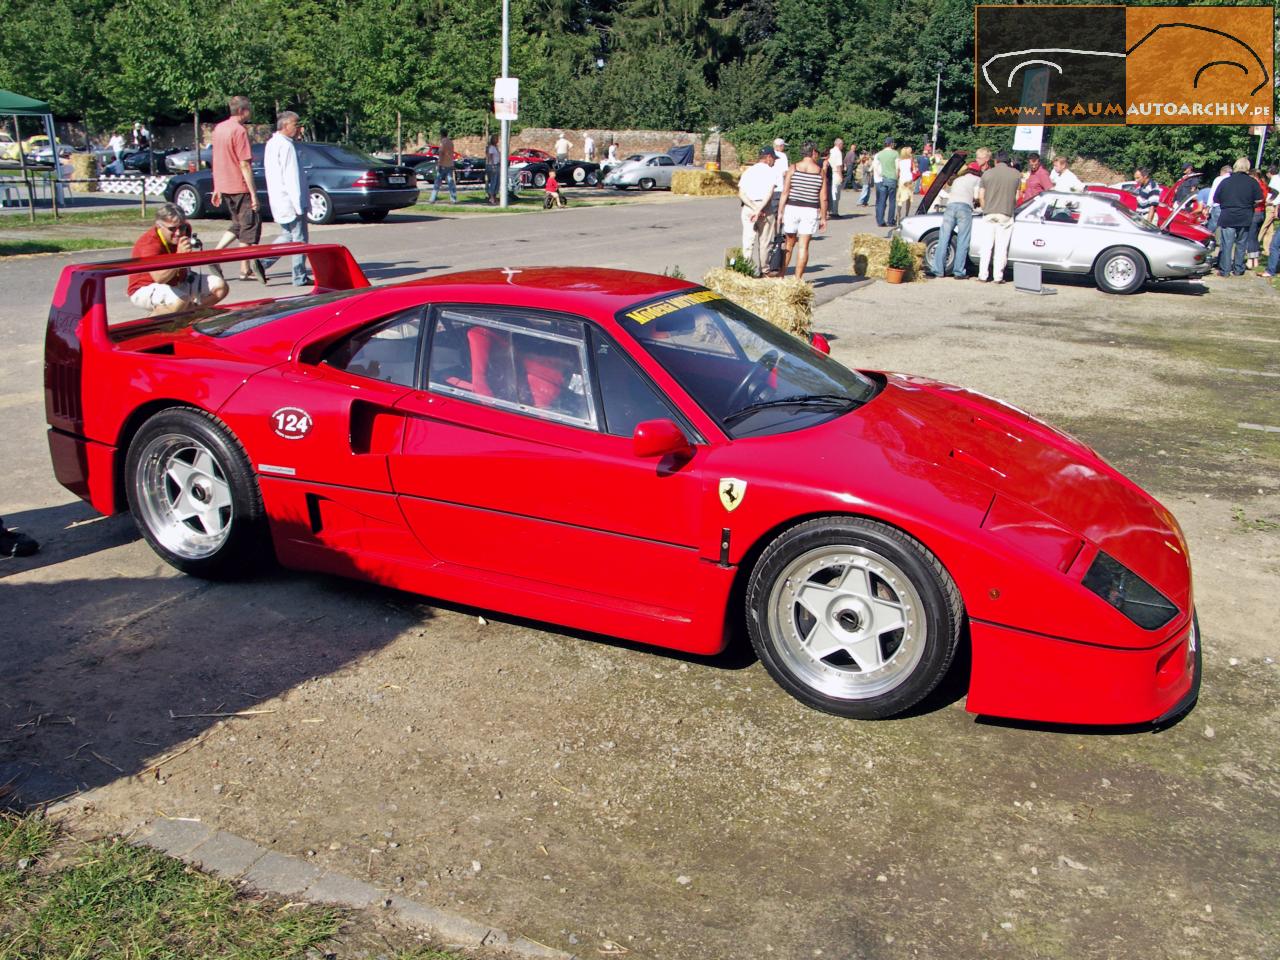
[164,141,419,224]
[410,155,487,186]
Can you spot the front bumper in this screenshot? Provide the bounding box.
[965,613,1200,726]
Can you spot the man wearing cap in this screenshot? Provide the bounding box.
[874,136,899,227]
[738,146,780,276]
[933,162,981,280]
[772,137,789,192]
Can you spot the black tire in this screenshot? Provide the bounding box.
[586,171,599,186]
[638,177,656,191]
[124,407,271,580]
[1093,246,1147,294]
[307,188,335,225]
[745,516,963,719]
[173,183,204,219]
[532,171,547,188]
[357,209,389,223]
[922,231,956,277]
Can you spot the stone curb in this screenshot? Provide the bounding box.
[126,817,577,959]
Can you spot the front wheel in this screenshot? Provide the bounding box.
[746,517,963,719]
[571,166,586,184]
[173,184,204,219]
[532,171,547,188]
[307,188,335,224]
[1093,246,1147,294]
[638,177,656,191]
[125,408,270,579]
[586,171,599,186]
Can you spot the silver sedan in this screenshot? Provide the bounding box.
[899,191,1213,294]
[603,152,697,190]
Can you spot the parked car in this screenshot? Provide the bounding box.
[165,145,213,173]
[0,131,19,162]
[509,147,554,165]
[413,155,487,186]
[1085,173,1214,248]
[900,190,1213,293]
[22,135,75,166]
[603,152,698,190]
[119,148,179,173]
[44,249,1199,727]
[164,141,419,224]
[517,158,600,188]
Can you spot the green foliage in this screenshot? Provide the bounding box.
[662,264,686,279]
[728,101,895,158]
[887,234,913,270]
[726,247,757,276]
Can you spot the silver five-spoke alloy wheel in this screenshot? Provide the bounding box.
[134,433,234,560]
[766,544,925,701]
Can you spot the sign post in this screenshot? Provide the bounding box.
[495,0,516,209]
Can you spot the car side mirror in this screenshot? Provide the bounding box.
[633,419,693,459]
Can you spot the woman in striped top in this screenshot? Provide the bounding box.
[776,140,829,281]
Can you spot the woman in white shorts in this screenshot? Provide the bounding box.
[776,141,828,281]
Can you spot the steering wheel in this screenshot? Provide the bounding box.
[725,350,780,413]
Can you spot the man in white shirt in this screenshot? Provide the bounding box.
[738,146,779,276]
[1049,157,1084,193]
[264,111,312,287]
[827,138,845,218]
[554,133,572,163]
[108,131,126,161]
[583,134,595,162]
[1207,164,1232,231]
[772,137,789,191]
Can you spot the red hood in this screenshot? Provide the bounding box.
[848,375,1190,607]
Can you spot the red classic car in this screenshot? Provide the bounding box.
[44,246,1200,727]
[509,147,554,165]
[1085,174,1215,248]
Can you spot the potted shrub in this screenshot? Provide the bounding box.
[885,235,912,284]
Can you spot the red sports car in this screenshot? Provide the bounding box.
[509,147,554,165]
[44,245,1200,726]
[1085,174,1214,248]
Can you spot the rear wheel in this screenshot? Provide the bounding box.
[358,209,389,223]
[1093,246,1147,294]
[639,177,656,191]
[173,184,203,219]
[125,408,270,579]
[586,171,599,186]
[532,171,547,188]
[307,188,335,225]
[922,231,956,276]
[746,517,963,719]
[571,166,587,184]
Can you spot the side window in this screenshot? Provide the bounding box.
[658,156,675,167]
[593,334,677,437]
[1042,199,1081,225]
[428,309,597,429]
[323,308,423,386]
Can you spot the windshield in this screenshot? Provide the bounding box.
[618,291,878,438]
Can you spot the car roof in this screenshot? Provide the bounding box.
[392,267,697,316]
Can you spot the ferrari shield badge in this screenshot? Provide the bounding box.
[718,478,747,512]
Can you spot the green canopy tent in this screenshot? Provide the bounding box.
[1,88,62,217]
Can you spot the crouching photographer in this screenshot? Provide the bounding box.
[127,204,228,316]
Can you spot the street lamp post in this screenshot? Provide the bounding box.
[931,60,944,151]
[499,0,510,208]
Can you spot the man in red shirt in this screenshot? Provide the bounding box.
[211,94,265,282]
[127,204,228,315]
[1020,153,1053,204]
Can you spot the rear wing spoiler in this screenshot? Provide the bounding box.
[46,242,369,435]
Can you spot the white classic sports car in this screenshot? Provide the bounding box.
[603,152,698,190]
[899,191,1213,294]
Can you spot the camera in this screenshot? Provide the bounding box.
[176,223,203,250]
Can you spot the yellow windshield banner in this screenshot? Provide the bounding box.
[625,289,722,324]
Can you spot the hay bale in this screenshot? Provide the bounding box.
[702,267,813,338]
[850,232,928,282]
[672,169,740,197]
[69,152,97,192]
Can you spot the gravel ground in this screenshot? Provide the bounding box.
[3,208,1277,959]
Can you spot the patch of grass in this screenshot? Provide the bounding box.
[1,208,152,228]
[1231,506,1279,532]
[0,237,126,256]
[0,811,349,959]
